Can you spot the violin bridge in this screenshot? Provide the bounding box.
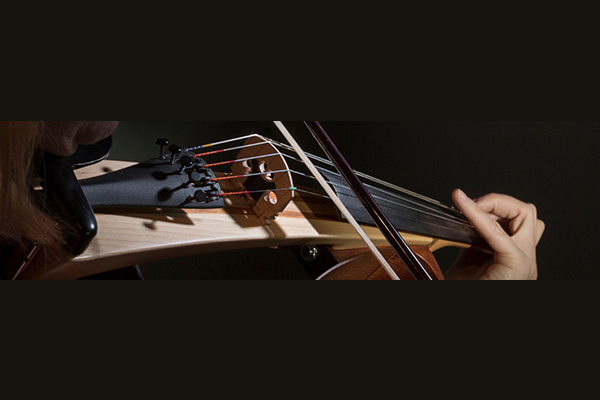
[230,135,295,225]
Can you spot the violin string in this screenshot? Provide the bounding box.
[203,168,324,184]
[273,152,471,226]
[185,134,410,208]
[282,167,472,228]
[367,191,472,227]
[312,165,472,227]
[211,186,327,200]
[184,134,445,209]
[198,160,472,232]
[184,133,444,209]
[185,134,471,229]
[202,153,283,169]
[209,179,470,236]
[205,169,291,182]
[273,121,402,280]
[202,169,331,199]
[203,164,467,226]
[263,136,458,211]
[193,141,267,158]
[212,187,297,197]
[183,134,258,152]
[294,188,331,199]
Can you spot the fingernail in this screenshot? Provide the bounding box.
[457,189,469,200]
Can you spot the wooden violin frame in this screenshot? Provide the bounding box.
[18,134,485,280]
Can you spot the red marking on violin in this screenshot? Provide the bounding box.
[212,190,253,197]
[193,149,225,158]
[204,169,290,183]
[212,187,297,197]
[206,174,246,182]
[203,160,237,168]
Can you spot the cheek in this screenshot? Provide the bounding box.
[43,121,119,156]
[43,121,85,156]
[76,121,119,145]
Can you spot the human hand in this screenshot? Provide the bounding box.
[445,190,545,280]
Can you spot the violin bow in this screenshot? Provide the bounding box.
[274,121,433,281]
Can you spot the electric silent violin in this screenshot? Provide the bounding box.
[10,122,490,280]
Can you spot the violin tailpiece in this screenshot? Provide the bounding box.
[79,151,225,210]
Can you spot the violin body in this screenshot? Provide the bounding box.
[15,131,487,280]
[18,160,462,280]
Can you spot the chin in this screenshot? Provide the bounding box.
[43,121,120,157]
[77,121,119,145]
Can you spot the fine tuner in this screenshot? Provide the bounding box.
[79,134,301,222]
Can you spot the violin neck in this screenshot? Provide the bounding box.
[316,169,488,250]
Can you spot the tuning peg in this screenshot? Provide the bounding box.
[194,189,207,203]
[169,144,182,164]
[156,138,169,159]
[188,171,203,185]
[178,155,194,174]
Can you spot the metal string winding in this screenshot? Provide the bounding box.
[180,133,474,234]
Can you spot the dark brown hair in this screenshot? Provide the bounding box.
[0,121,62,248]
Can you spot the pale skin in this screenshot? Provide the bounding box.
[42,121,119,157]
[446,189,545,280]
[41,122,545,280]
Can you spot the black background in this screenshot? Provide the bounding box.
[2,33,597,363]
[107,121,599,280]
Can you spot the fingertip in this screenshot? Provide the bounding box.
[538,219,546,234]
[454,188,469,201]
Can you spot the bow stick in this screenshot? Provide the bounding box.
[276,121,420,280]
[274,121,433,280]
[304,121,433,280]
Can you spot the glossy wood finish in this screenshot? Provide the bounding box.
[319,246,444,280]
[17,160,466,280]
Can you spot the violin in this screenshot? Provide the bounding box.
[12,122,491,280]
